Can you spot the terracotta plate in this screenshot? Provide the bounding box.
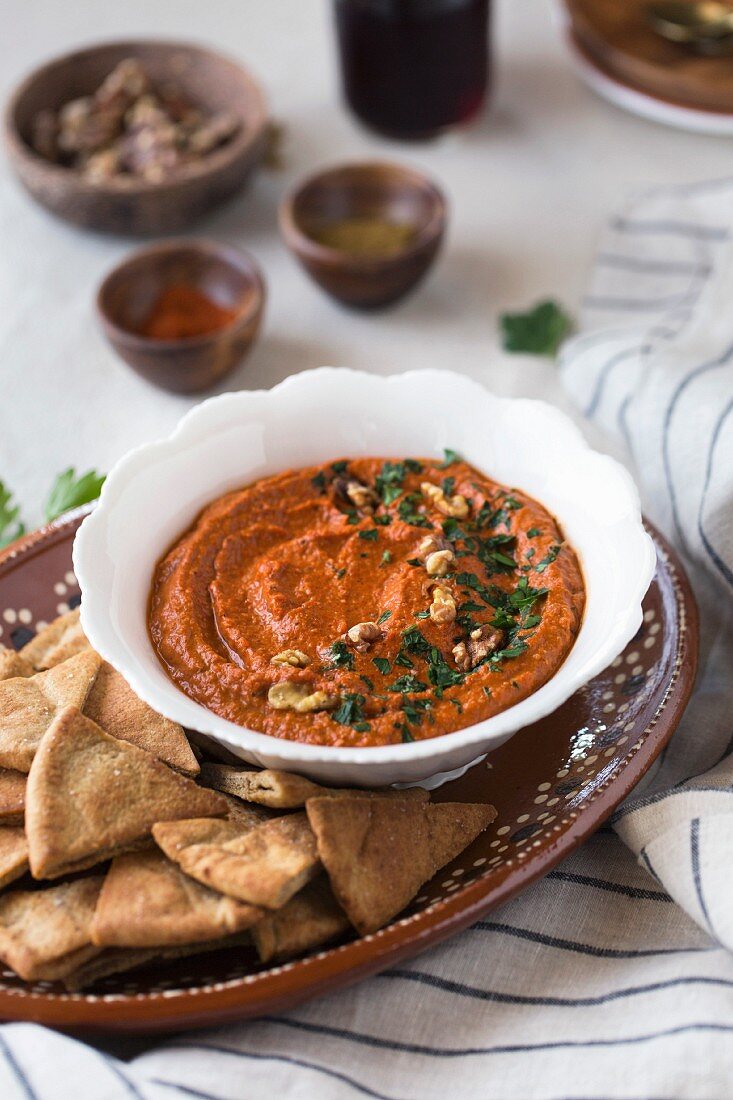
[0,512,698,1033]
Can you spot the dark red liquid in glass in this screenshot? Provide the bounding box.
[334,0,491,140]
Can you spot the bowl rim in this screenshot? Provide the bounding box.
[278,159,447,271]
[73,368,657,773]
[3,37,269,195]
[96,237,267,350]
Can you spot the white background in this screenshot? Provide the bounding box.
[2,0,732,524]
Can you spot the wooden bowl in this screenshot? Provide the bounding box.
[279,161,447,309]
[4,40,268,235]
[97,239,266,394]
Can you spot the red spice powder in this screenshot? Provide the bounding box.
[139,284,237,340]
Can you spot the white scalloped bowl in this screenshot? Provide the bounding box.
[73,369,655,786]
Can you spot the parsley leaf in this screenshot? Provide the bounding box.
[0,482,25,549]
[527,526,543,538]
[331,460,348,475]
[389,673,429,694]
[328,640,355,670]
[535,544,562,573]
[372,657,391,676]
[397,494,431,528]
[44,468,106,523]
[400,722,415,743]
[440,448,461,468]
[311,471,327,493]
[331,692,369,731]
[380,550,392,567]
[358,528,378,542]
[500,300,573,358]
[377,610,392,624]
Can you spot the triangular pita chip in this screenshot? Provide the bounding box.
[0,646,33,681]
[0,827,29,889]
[0,876,104,981]
[25,707,227,879]
[306,798,496,935]
[21,607,91,671]
[83,662,199,776]
[91,849,263,948]
[154,811,320,909]
[252,875,350,963]
[0,769,26,825]
[62,932,253,992]
[0,650,102,771]
[199,763,430,810]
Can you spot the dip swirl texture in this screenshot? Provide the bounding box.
[149,456,585,747]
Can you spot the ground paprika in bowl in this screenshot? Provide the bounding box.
[97,238,265,394]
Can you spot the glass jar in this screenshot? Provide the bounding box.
[334,0,492,140]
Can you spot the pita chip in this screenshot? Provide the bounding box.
[306,797,496,935]
[25,706,227,879]
[83,661,199,776]
[21,607,91,671]
[0,827,29,889]
[0,646,33,681]
[92,849,263,948]
[0,876,104,981]
[0,769,25,825]
[154,811,320,909]
[199,763,430,810]
[0,649,102,772]
[62,932,253,992]
[252,876,350,963]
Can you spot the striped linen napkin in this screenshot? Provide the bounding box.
[2,179,733,1100]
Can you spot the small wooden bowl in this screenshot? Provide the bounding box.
[97,239,265,394]
[279,161,447,309]
[4,40,268,235]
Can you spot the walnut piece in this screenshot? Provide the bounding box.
[344,479,379,514]
[270,649,311,668]
[420,482,469,519]
[267,682,335,713]
[346,621,384,652]
[453,625,504,670]
[425,549,454,577]
[429,586,457,625]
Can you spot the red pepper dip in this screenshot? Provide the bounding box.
[149,454,585,747]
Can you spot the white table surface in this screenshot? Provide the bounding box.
[2,0,732,525]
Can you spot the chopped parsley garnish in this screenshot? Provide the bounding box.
[359,674,375,692]
[374,514,392,526]
[500,300,573,357]
[482,686,493,699]
[372,657,392,676]
[374,459,424,506]
[402,697,433,726]
[441,476,455,497]
[331,460,349,475]
[527,527,543,538]
[440,448,461,468]
[535,544,562,573]
[358,528,378,542]
[389,673,429,694]
[380,550,392,567]
[400,723,415,743]
[397,493,431,528]
[335,567,347,579]
[311,471,327,493]
[328,640,354,670]
[377,610,392,624]
[345,509,360,525]
[414,609,431,620]
[331,693,369,731]
[407,558,422,567]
